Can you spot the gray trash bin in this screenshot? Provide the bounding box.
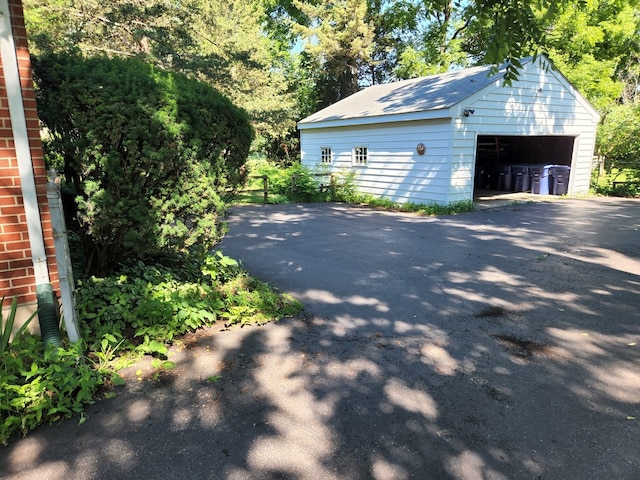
[475,166,491,190]
[530,166,544,194]
[495,165,513,191]
[549,166,570,195]
[512,165,531,192]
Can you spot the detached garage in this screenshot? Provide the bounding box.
[298,56,600,205]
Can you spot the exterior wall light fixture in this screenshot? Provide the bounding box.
[463,109,475,117]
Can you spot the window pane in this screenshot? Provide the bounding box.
[321,147,332,164]
[354,146,367,164]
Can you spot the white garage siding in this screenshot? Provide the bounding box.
[451,62,599,199]
[298,56,599,206]
[301,120,454,204]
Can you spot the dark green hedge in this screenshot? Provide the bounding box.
[33,54,254,275]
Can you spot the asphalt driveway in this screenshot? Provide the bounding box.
[2,198,639,479]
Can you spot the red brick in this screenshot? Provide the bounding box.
[4,239,31,252]
[0,205,25,215]
[0,128,14,138]
[8,286,35,300]
[0,214,19,225]
[0,158,18,168]
[8,258,32,270]
[21,98,36,110]
[0,231,21,242]
[0,177,17,187]
[1,223,28,235]
[0,160,19,169]
[0,196,17,206]
[28,138,43,149]
[10,274,36,287]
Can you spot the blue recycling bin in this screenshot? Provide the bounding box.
[533,165,554,195]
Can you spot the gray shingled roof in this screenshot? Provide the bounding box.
[299,60,530,125]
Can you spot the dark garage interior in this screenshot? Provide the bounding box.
[474,135,575,197]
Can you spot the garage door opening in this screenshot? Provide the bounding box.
[474,135,575,198]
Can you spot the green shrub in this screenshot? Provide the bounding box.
[33,53,254,276]
[251,161,339,203]
[287,163,323,202]
[244,160,476,210]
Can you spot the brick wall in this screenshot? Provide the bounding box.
[0,0,59,308]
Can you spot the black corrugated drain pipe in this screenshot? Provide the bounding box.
[36,283,63,348]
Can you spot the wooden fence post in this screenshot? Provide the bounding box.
[263,175,268,204]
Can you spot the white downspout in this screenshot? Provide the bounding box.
[0,0,50,285]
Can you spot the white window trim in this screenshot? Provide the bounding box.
[320,146,332,164]
[352,146,368,166]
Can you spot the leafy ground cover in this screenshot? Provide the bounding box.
[0,251,301,445]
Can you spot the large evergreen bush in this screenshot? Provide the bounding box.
[33,53,254,276]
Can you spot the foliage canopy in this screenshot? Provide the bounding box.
[23,0,640,180]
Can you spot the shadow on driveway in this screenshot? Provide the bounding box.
[2,198,639,479]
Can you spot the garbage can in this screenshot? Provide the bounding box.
[530,166,543,194]
[549,165,570,195]
[495,165,513,191]
[475,166,491,190]
[512,165,531,192]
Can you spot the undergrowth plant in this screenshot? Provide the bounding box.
[2,250,301,445]
[343,191,475,216]
[75,251,302,357]
[1,335,104,445]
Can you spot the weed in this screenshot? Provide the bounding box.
[1,296,37,356]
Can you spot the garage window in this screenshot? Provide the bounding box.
[353,146,368,165]
[320,147,332,164]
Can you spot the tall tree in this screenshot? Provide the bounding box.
[364,0,420,84]
[537,0,639,112]
[293,0,375,106]
[394,0,473,79]
[187,0,297,143]
[23,0,195,63]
